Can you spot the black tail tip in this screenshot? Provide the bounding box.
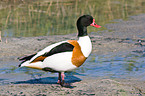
[18,64,21,67]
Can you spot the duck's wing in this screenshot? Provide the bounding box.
[19,41,74,65]
[31,42,74,63]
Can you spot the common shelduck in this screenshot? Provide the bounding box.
[18,15,101,87]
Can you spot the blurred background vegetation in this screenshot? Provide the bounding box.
[0,0,145,37]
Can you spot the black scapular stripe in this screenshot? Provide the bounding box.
[43,42,74,57]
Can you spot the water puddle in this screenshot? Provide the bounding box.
[77,52,145,79]
[0,48,145,85]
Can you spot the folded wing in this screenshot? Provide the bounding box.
[18,41,74,67]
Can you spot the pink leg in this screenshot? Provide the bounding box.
[57,72,71,87]
[57,72,61,84]
[61,72,65,81]
[57,72,65,86]
[61,72,65,85]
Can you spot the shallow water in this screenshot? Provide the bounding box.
[79,52,145,79]
[0,48,144,85]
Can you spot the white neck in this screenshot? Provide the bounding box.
[77,36,92,57]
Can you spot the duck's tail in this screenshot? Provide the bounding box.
[18,53,36,67]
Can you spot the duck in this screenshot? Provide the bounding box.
[18,15,101,87]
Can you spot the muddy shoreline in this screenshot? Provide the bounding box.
[0,32,140,61]
[0,78,145,96]
[0,14,145,95]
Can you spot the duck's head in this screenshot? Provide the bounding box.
[77,15,101,37]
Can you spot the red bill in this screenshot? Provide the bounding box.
[90,19,101,28]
